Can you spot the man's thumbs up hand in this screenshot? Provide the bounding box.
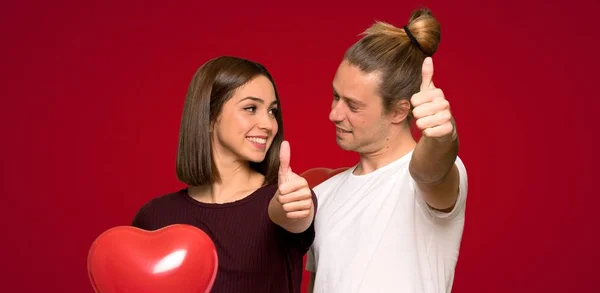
[411,57,456,141]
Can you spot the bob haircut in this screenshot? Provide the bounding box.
[176,56,284,187]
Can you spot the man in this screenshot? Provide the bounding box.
[306,8,468,293]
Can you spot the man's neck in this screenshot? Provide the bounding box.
[355,127,417,175]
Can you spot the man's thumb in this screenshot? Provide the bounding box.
[420,57,434,91]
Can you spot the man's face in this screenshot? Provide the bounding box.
[329,60,393,153]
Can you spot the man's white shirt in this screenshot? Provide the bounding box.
[306,150,468,293]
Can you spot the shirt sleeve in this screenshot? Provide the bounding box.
[276,189,318,253]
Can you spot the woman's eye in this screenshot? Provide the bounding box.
[244,106,257,113]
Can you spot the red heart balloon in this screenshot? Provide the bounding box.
[301,167,349,188]
[88,224,218,293]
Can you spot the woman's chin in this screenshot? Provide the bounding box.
[244,153,267,164]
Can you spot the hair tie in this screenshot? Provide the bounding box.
[403,25,430,56]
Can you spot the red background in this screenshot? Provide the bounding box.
[1,0,599,292]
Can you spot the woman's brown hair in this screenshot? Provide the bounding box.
[176,56,284,187]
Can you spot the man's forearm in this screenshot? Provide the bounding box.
[409,127,459,186]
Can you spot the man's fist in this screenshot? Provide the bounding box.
[411,57,456,141]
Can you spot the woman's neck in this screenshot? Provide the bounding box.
[189,158,264,204]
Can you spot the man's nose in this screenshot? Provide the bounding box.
[329,101,344,122]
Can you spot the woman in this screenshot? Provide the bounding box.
[132,56,317,293]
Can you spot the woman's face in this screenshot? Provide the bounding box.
[211,75,280,164]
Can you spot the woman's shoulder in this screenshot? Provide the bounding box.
[243,183,277,208]
[139,189,187,210]
[131,189,188,228]
[256,183,278,195]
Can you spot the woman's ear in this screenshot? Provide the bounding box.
[388,99,411,124]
